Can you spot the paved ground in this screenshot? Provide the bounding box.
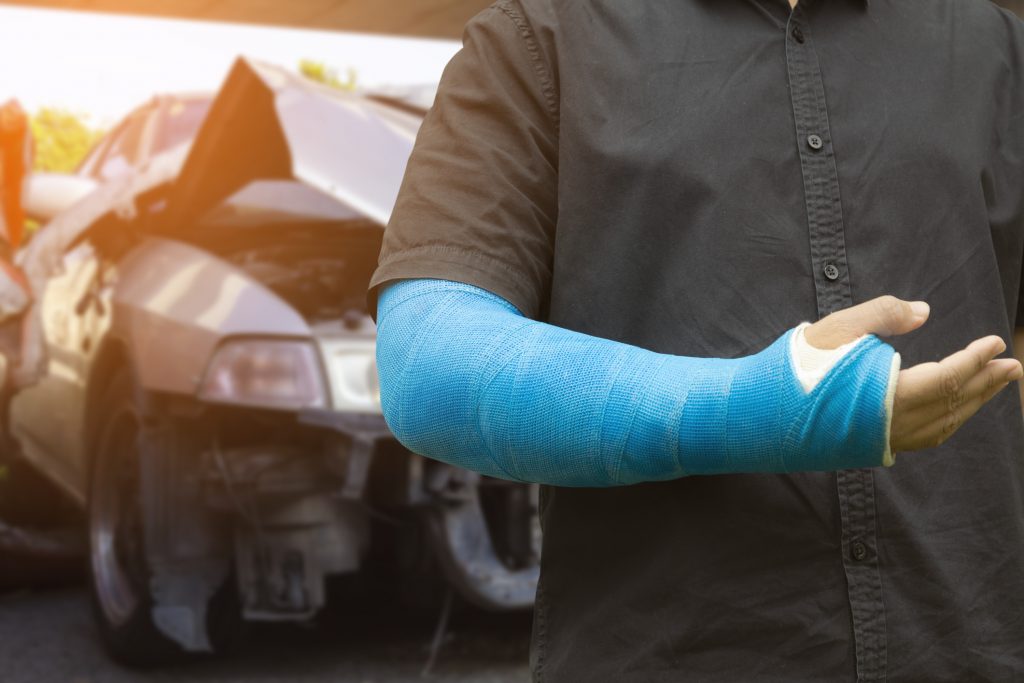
[0,587,532,683]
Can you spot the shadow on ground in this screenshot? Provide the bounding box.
[0,583,532,683]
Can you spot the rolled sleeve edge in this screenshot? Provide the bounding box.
[368,244,544,321]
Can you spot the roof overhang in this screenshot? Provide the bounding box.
[5,1,1019,38]
[0,0,491,38]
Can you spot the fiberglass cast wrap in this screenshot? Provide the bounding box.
[376,279,899,487]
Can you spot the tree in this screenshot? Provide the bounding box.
[29,108,105,173]
[299,59,358,92]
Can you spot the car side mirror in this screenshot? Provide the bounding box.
[22,172,99,224]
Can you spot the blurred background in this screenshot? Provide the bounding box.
[0,3,537,683]
[0,2,1021,682]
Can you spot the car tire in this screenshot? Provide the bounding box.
[88,367,240,667]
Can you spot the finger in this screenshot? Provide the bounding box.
[805,295,929,350]
[893,358,1022,434]
[894,336,1007,410]
[893,375,1013,452]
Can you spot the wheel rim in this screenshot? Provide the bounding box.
[427,468,541,610]
[90,409,146,627]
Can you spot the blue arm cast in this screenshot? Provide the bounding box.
[375,278,897,487]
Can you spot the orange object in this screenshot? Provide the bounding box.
[0,99,31,251]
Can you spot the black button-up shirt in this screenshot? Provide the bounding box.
[370,0,1024,680]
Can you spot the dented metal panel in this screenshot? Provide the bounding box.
[165,58,420,234]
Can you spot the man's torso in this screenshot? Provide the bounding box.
[512,1,1024,680]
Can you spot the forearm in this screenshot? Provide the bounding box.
[376,278,898,487]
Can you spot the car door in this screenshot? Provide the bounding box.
[9,112,152,502]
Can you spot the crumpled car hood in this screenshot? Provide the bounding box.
[22,56,422,285]
[163,57,422,234]
[18,143,189,286]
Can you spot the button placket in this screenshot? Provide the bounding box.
[786,10,887,681]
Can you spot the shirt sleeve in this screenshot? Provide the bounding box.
[367,0,559,321]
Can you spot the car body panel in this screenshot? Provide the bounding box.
[163,58,420,235]
[7,57,540,646]
[112,237,311,397]
[10,238,106,504]
[12,235,312,504]
[22,172,99,225]
[17,142,190,290]
[8,57,420,502]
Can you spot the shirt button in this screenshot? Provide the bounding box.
[823,263,840,281]
[792,25,805,43]
[807,134,824,151]
[852,542,868,562]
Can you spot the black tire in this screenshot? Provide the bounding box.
[87,367,240,667]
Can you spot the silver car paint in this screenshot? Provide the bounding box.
[113,237,311,396]
[9,57,416,505]
[165,59,420,233]
[11,240,108,503]
[11,236,313,503]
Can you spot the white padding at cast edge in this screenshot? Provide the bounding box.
[789,322,901,467]
[790,322,867,393]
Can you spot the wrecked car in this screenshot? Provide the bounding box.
[11,58,540,665]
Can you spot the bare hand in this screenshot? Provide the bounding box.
[804,296,1023,454]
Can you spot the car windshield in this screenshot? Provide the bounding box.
[154,98,212,156]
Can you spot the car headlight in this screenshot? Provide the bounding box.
[199,339,327,411]
[320,340,381,413]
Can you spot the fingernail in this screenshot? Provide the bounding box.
[1008,366,1024,382]
[909,301,930,318]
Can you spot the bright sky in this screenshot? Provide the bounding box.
[0,6,461,127]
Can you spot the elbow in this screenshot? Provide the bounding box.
[377,319,492,476]
[374,296,469,458]
[374,280,444,450]
[373,279,520,482]
[375,323,417,449]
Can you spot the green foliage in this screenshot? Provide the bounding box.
[29,108,105,173]
[299,59,358,92]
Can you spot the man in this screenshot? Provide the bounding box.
[0,99,31,323]
[0,99,31,257]
[0,100,31,369]
[370,0,1024,680]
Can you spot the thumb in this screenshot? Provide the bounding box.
[804,295,929,350]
